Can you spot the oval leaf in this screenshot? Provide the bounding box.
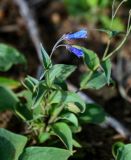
[0,86,19,111]
[82,47,100,71]
[48,90,85,113]
[0,43,26,71]
[79,103,106,124]
[0,77,20,89]
[20,147,71,160]
[52,122,73,152]
[80,71,107,90]
[112,143,131,160]
[0,128,27,160]
[59,112,79,127]
[46,64,76,86]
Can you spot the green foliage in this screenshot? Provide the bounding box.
[81,47,100,71]
[64,0,124,31]
[112,142,131,160]
[48,90,86,113]
[46,64,76,86]
[0,43,26,72]
[101,58,112,84]
[80,70,107,90]
[79,104,106,124]
[0,77,20,89]
[40,44,52,69]
[52,122,73,152]
[0,128,27,160]
[20,147,71,160]
[0,86,19,111]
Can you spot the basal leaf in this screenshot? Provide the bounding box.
[20,147,71,160]
[52,122,73,152]
[0,128,27,160]
[0,43,26,72]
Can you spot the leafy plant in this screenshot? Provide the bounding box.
[0,1,131,159]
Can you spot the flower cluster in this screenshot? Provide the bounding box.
[51,29,88,58]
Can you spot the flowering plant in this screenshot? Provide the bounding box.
[0,1,131,159]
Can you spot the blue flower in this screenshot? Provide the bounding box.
[66,45,84,58]
[64,29,88,40]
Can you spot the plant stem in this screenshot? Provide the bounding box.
[103,25,131,60]
[102,39,111,60]
[50,35,65,58]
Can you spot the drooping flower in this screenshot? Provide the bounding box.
[66,45,84,58]
[64,29,88,40]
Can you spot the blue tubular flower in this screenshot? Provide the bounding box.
[64,29,88,40]
[66,45,84,58]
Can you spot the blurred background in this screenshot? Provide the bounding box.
[0,0,131,160]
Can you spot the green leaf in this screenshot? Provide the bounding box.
[79,103,106,124]
[112,143,131,160]
[100,16,125,31]
[48,90,86,113]
[38,132,50,143]
[23,76,39,92]
[59,112,79,127]
[81,47,100,70]
[0,77,20,89]
[80,71,107,90]
[52,122,73,152]
[0,86,19,111]
[18,90,43,120]
[0,43,26,72]
[40,44,52,69]
[32,82,46,109]
[112,142,125,159]
[46,64,76,86]
[86,0,98,7]
[72,139,82,148]
[101,58,112,84]
[20,147,71,160]
[0,128,27,160]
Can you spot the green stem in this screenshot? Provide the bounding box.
[103,25,131,60]
[102,39,111,59]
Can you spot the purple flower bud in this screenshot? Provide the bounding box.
[66,45,84,58]
[64,29,88,40]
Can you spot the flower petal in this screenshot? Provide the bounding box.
[66,45,84,58]
[64,29,88,40]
